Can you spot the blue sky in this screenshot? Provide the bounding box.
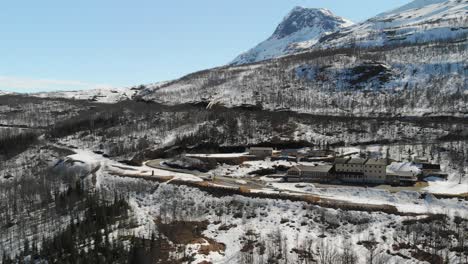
[0,0,411,93]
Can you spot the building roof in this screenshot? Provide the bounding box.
[335,157,350,164]
[348,158,367,165]
[366,158,387,166]
[386,162,421,174]
[294,165,333,173]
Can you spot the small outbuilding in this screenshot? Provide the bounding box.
[386,162,420,185]
[249,147,274,159]
[286,165,333,183]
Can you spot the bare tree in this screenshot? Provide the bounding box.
[317,239,338,264]
[340,239,357,264]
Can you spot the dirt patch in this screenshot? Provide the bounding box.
[156,220,209,244]
[156,219,226,257]
[199,238,226,255]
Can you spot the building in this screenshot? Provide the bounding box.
[280,149,302,162]
[410,159,448,180]
[249,147,273,159]
[336,158,366,173]
[334,157,351,173]
[386,171,418,186]
[308,149,335,157]
[286,165,334,183]
[419,163,448,179]
[364,159,387,184]
[386,162,420,185]
[334,158,388,184]
[284,156,435,186]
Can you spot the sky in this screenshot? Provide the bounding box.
[0,0,411,93]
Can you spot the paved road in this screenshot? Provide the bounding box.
[145,159,210,176]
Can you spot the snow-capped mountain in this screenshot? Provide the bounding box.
[306,0,468,50]
[26,0,468,117]
[377,0,449,17]
[230,7,353,65]
[137,0,467,118]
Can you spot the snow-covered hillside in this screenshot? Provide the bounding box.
[31,87,137,103]
[136,0,467,117]
[30,82,168,103]
[307,0,468,50]
[0,91,14,96]
[377,0,451,17]
[231,7,353,65]
[139,39,467,117]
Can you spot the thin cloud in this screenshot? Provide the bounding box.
[0,76,114,93]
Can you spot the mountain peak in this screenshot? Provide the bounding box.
[231,7,352,65]
[271,7,349,39]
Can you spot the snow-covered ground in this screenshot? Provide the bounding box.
[61,144,468,218]
[268,182,468,217]
[29,81,169,103]
[209,158,315,178]
[117,181,464,264]
[424,181,468,195]
[31,87,137,103]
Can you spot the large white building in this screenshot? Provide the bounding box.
[284,157,427,186]
[335,157,388,184]
[364,159,387,184]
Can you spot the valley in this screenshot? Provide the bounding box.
[0,0,467,263]
[0,93,466,263]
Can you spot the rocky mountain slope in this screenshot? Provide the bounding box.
[231,7,353,65]
[304,0,468,51]
[138,40,467,117]
[14,1,468,116]
[136,0,467,117]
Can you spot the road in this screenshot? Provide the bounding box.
[145,159,211,177]
[145,159,267,190]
